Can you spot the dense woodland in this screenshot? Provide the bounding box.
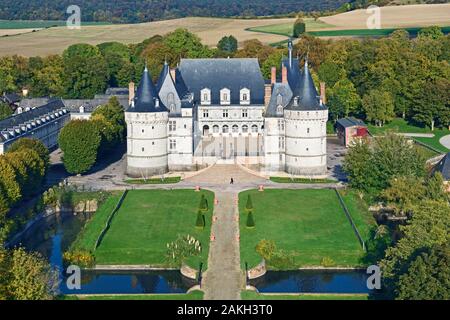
[0,0,348,23]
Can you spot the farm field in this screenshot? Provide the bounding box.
[72,189,215,268]
[0,17,295,56]
[239,189,373,269]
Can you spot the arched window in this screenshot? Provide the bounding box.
[167,92,175,112]
[232,125,239,133]
[213,125,219,133]
[203,125,210,136]
[240,88,250,105]
[251,125,258,133]
[222,125,229,133]
[242,125,249,133]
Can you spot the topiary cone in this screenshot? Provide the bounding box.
[195,211,205,229]
[245,194,253,213]
[246,211,255,228]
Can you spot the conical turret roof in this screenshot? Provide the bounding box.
[131,65,167,112]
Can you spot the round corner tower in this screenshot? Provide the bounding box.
[125,66,169,178]
[284,61,328,176]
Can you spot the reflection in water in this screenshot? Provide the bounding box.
[250,270,369,294]
[14,212,195,294]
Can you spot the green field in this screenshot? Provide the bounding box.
[0,20,111,29]
[73,189,214,268]
[239,189,373,269]
[241,291,368,300]
[309,26,450,37]
[368,118,450,154]
[247,18,334,37]
[269,177,337,184]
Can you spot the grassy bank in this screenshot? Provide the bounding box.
[63,290,204,300]
[241,291,368,300]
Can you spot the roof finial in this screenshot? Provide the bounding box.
[288,38,293,68]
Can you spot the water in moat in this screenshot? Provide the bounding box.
[12,212,195,295]
[249,270,370,294]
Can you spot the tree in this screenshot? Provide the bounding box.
[11,149,46,196]
[98,42,131,87]
[412,77,449,131]
[163,28,214,59]
[381,176,426,216]
[256,240,277,260]
[261,50,285,79]
[235,39,275,65]
[62,44,108,98]
[195,211,205,229]
[8,138,50,173]
[317,60,346,88]
[92,96,126,142]
[58,120,102,174]
[217,36,238,54]
[245,195,253,212]
[380,200,450,299]
[0,102,13,121]
[0,156,21,205]
[418,26,444,40]
[363,90,395,127]
[342,139,373,191]
[293,18,306,38]
[6,247,58,300]
[327,78,361,120]
[0,56,17,93]
[246,211,255,228]
[396,242,449,300]
[30,55,64,97]
[425,173,448,202]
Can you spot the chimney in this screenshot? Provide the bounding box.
[271,67,277,85]
[264,84,272,107]
[22,88,29,97]
[282,65,288,84]
[128,81,135,106]
[320,82,326,105]
[170,68,176,81]
[155,98,160,108]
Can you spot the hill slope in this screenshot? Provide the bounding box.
[0,0,348,23]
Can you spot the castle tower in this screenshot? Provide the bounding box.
[125,66,169,178]
[284,60,328,176]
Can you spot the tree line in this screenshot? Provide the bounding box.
[343,133,449,300]
[0,0,348,23]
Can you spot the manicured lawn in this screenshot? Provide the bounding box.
[241,291,368,300]
[270,177,337,184]
[87,190,214,268]
[125,177,181,184]
[414,130,450,154]
[71,193,124,252]
[63,290,204,300]
[239,189,372,269]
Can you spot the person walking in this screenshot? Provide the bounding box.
[230,177,234,185]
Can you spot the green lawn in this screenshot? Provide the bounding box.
[241,291,368,300]
[239,189,372,269]
[309,26,450,37]
[125,177,181,184]
[71,193,124,252]
[247,18,334,37]
[83,190,214,268]
[270,177,337,184]
[368,118,449,154]
[63,290,204,300]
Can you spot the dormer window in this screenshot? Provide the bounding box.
[240,88,250,105]
[277,105,283,115]
[220,88,230,105]
[201,88,211,105]
[277,94,283,106]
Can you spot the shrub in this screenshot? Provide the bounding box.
[256,240,277,260]
[63,250,95,268]
[320,257,336,267]
[245,195,253,212]
[268,250,295,270]
[293,18,306,38]
[8,138,50,173]
[246,212,255,228]
[195,211,205,229]
[199,194,208,212]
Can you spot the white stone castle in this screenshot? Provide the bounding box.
[125,40,328,178]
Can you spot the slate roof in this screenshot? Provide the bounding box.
[285,61,326,111]
[128,66,167,113]
[266,83,293,117]
[2,93,21,104]
[336,117,367,129]
[178,58,265,105]
[435,153,450,181]
[19,98,51,109]
[0,98,66,132]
